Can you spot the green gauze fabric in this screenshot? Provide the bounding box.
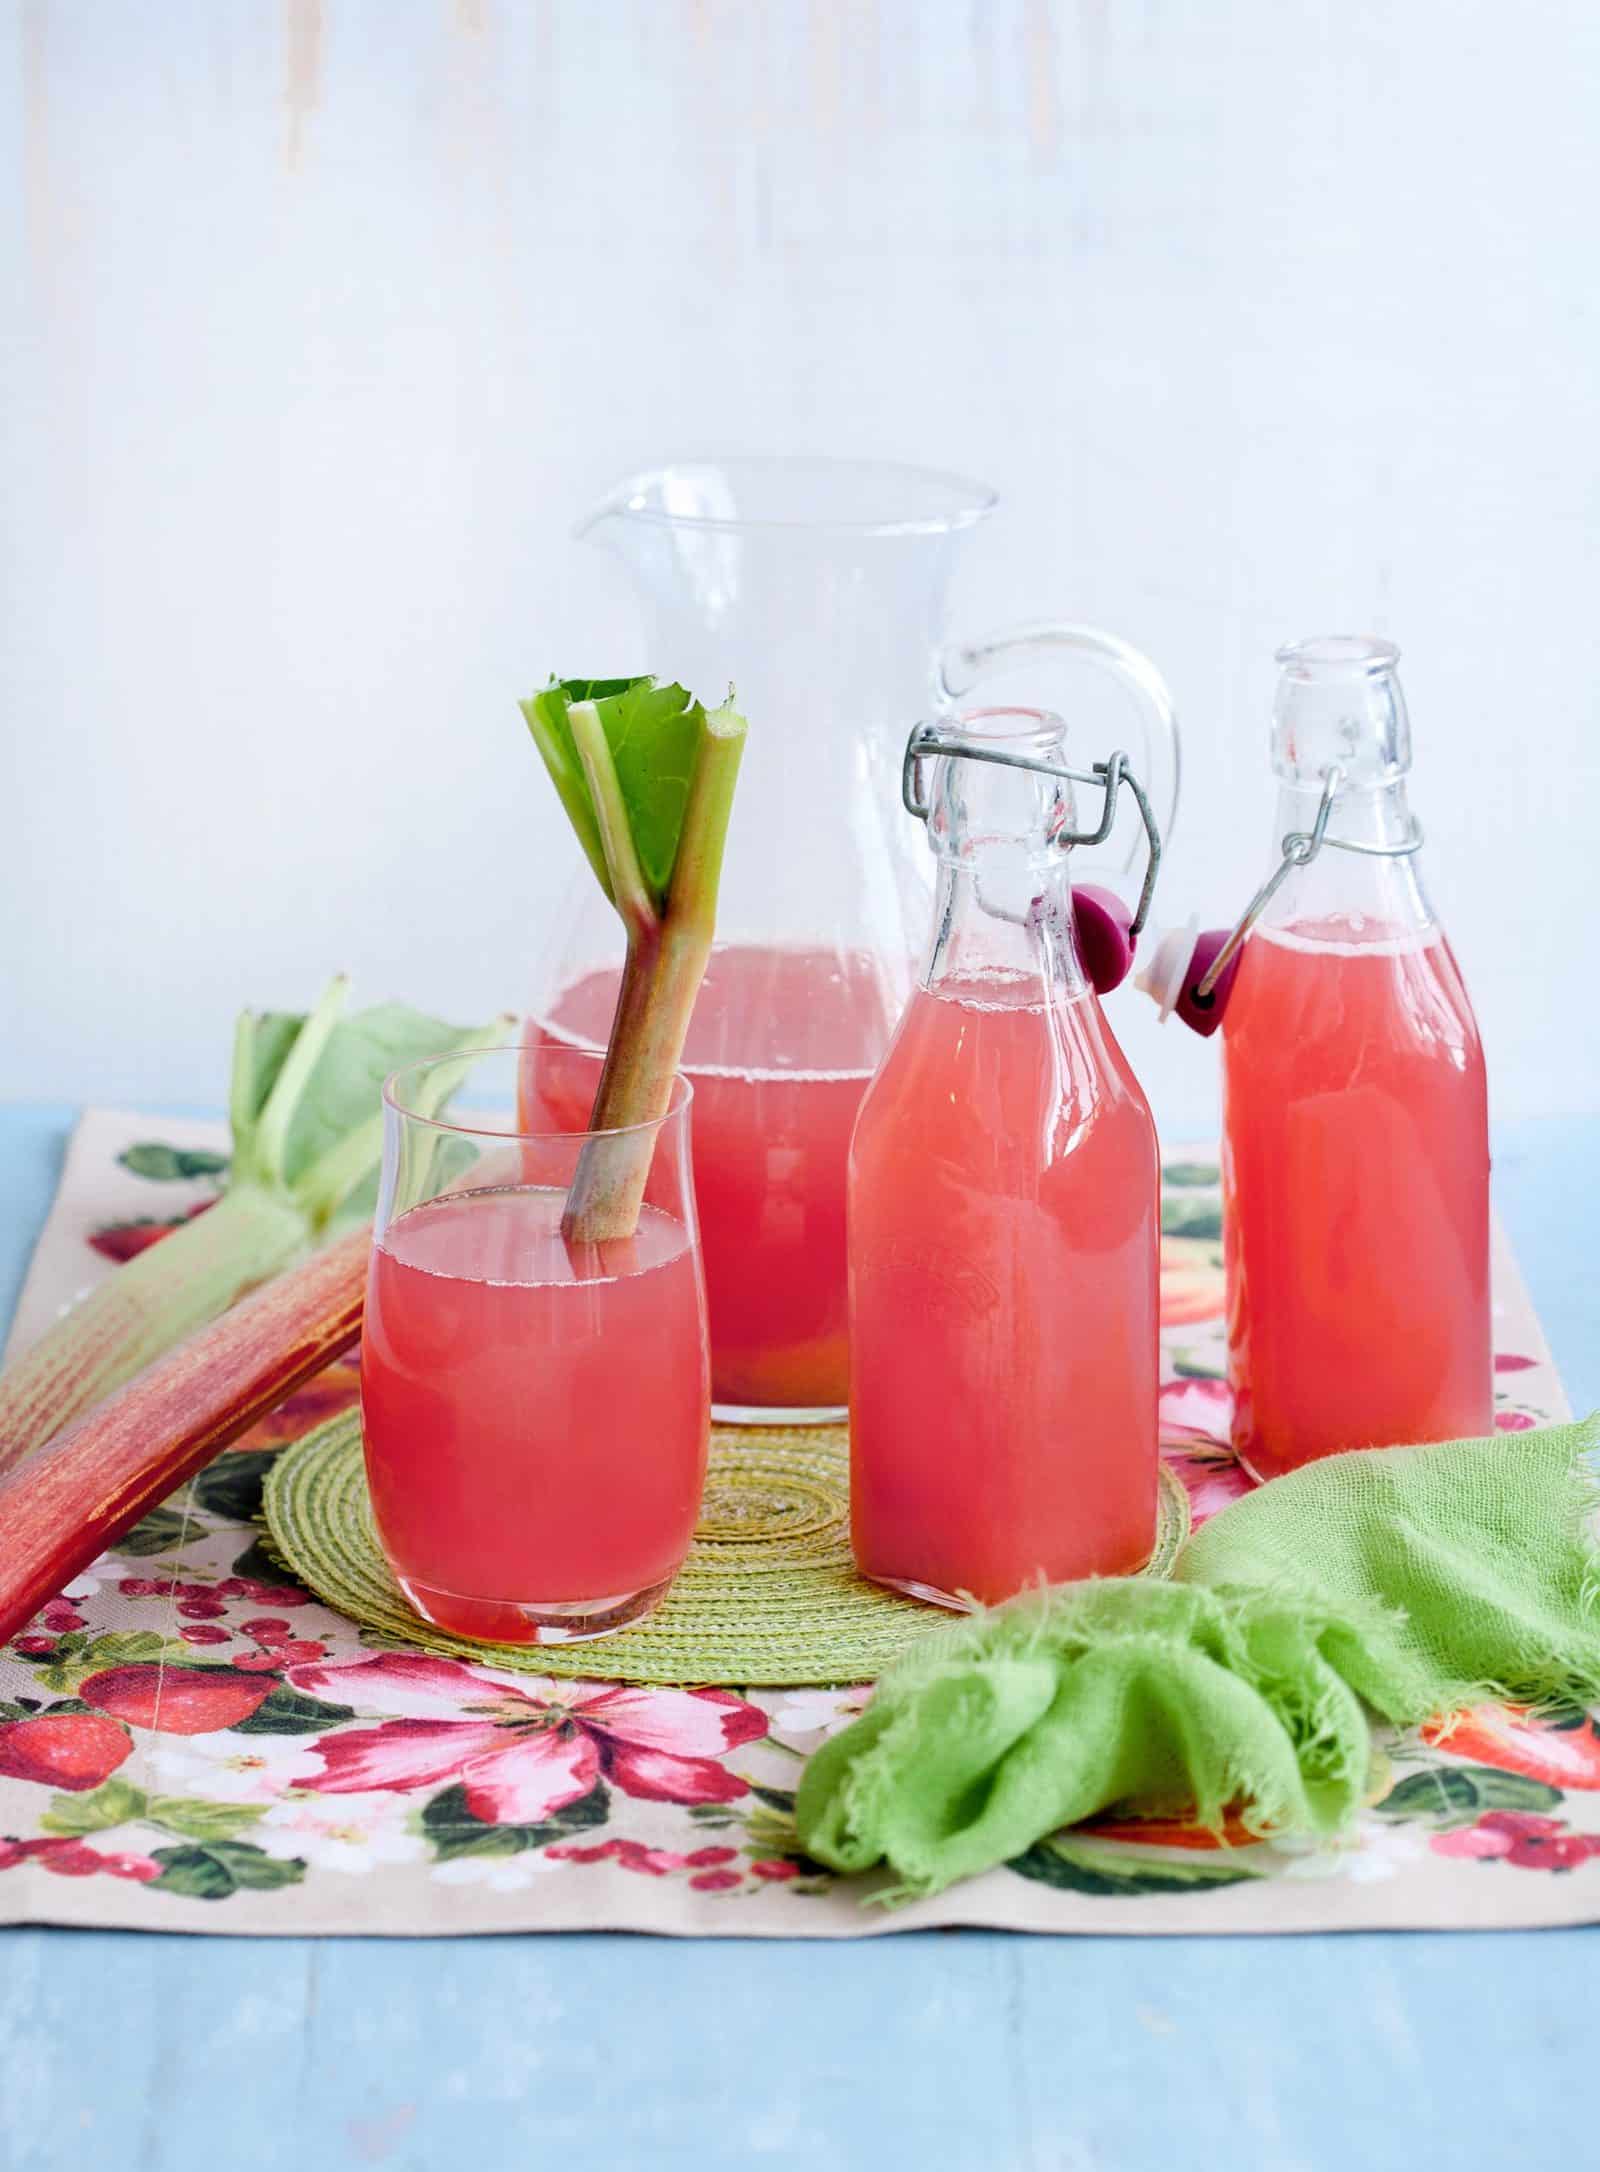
[795,1417,1600,1898]
[1176,1417,1600,1722]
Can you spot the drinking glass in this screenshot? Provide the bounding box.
[361,1046,709,1644]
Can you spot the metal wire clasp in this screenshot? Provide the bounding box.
[1194,764,1426,999]
[901,723,1163,936]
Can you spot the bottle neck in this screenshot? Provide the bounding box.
[918,708,1089,1003]
[924,850,1086,1001]
[1262,637,1433,942]
[1263,775,1434,939]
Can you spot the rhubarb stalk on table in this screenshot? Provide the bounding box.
[0,1231,372,1644]
[0,983,511,1476]
[521,676,747,1240]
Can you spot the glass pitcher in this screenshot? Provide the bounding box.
[528,457,1180,1422]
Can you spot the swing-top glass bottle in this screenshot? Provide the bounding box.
[1144,636,1492,1477]
[849,706,1162,1606]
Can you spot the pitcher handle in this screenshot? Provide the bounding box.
[940,621,1181,863]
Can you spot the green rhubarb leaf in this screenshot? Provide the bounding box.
[277,1003,489,1195]
[522,676,705,908]
[231,1012,308,1137]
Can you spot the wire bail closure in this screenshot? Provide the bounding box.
[901,724,1164,937]
[1193,764,1425,1000]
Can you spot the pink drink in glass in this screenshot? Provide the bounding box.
[528,944,890,1412]
[849,970,1160,1605]
[1222,917,1492,1479]
[361,1185,709,1641]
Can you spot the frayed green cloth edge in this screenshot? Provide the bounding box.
[795,1417,1600,1901]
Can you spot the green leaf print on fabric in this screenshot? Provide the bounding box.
[151,1840,306,1900]
[11,1631,187,1700]
[746,1783,799,1813]
[421,1780,611,1863]
[1170,1355,1227,1382]
[40,1779,148,1836]
[146,1797,269,1844]
[232,1686,356,1736]
[194,1451,280,1523]
[1160,1196,1224,1240]
[117,1143,231,1183]
[119,1507,202,1557]
[230,1537,308,1589]
[1374,1764,1564,1827]
[1008,1834,1261,1897]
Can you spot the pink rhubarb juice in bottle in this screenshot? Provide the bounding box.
[848,709,1161,1606]
[1142,637,1492,1480]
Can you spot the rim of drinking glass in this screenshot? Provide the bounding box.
[594,454,1000,538]
[383,1045,694,1143]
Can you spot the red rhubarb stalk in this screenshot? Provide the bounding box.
[0,1232,369,1646]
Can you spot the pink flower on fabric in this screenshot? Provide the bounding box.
[284,1654,767,1826]
[1165,1445,1254,1524]
[1430,1824,1516,1860]
[1495,1411,1537,1433]
[1158,1376,1233,1447]
[1430,1811,1600,1872]
[1493,1353,1539,1373]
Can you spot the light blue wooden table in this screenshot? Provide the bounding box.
[2,1106,1595,2172]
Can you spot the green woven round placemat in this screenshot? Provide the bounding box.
[262,1412,1190,1686]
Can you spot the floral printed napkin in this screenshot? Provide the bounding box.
[0,1110,1591,1938]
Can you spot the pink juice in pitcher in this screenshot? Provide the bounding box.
[1222,915,1490,1479]
[361,1184,709,1641]
[527,944,892,1413]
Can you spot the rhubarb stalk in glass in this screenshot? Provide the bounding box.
[520,677,748,1240]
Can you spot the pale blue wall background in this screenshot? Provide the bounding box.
[4,0,1597,1130]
